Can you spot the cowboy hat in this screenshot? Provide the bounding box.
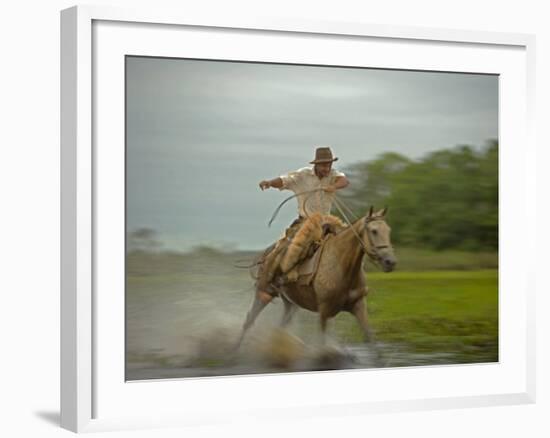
[310,147,338,164]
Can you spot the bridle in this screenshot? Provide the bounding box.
[331,196,392,267]
[363,217,392,264]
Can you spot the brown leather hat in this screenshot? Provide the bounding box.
[310,147,338,164]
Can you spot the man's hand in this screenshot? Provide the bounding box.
[259,177,284,191]
[331,176,350,191]
[323,185,337,193]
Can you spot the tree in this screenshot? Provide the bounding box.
[127,228,162,253]
[340,140,498,251]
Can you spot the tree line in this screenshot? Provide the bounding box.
[340,140,498,251]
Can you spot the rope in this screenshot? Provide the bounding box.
[332,195,381,270]
[331,198,371,256]
[333,194,358,221]
[267,188,325,227]
[233,259,261,269]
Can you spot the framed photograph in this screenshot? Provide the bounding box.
[61,5,536,433]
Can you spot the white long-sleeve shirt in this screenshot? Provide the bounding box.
[279,166,345,217]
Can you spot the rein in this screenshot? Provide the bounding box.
[331,196,386,269]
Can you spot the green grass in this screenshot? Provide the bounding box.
[333,270,498,363]
[387,247,498,271]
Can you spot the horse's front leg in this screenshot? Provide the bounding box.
[349,294,374,343]
[349,296,386,367]
[235,291,272,350]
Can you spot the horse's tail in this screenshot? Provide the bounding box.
[244,243,277,280]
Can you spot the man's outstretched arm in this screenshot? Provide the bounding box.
[259,177,284,191]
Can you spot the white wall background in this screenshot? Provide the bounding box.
[0,0,547,437]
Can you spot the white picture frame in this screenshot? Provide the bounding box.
[60,5,536,433]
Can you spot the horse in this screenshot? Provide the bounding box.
[237,206,396,348]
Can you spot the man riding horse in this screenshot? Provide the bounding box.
[256,147,350,304]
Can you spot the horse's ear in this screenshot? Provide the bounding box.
[378,206,388,217]
[368,206,374,217]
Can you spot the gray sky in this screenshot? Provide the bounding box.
[126,56,498,251]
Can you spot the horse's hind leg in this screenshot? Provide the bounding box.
[280,295,297,327]
[235,292,271,350]
[320,315,329,345]
[318,305,331,345]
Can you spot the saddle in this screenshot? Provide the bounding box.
[293,235,331,286]
[257,214,345,292]
[282,213,345,286]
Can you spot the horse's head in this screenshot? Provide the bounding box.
[362,206,397,272]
